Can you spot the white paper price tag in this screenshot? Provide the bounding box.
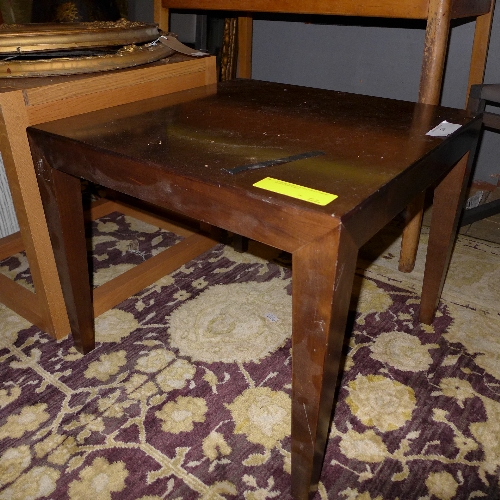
[426,120,462,137]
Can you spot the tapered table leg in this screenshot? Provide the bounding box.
[419,153,471,324]
[34,154,95,353]
[291,226,358,499]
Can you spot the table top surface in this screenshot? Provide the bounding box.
[158,0,491,20]
[32,79,476,222]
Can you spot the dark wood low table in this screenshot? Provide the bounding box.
[28,80,480,499]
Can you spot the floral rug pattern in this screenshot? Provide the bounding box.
[0,212,499,500]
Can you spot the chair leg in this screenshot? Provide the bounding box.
[467,84,486,113]
[399,195,426,272]
[399,0,452,272]
[237,16,253,79]
[466,6,496,97]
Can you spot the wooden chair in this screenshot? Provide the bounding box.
[154,0,495,272]
[461,83,500,225]
[0,56,217,339]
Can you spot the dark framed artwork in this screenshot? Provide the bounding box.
[32,0,127,22]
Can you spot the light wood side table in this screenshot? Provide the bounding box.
[154,0,495,271]
[0,55,217,339]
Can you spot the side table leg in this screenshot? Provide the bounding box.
[419,153,471,324]
[34,154,95,353]
[291,226,357,499]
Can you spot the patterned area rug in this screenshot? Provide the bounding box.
[1,211,499,500]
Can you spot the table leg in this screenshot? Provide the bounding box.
[418,0,452,106]
[35,157,95,353]
[419,153,471,324]
[291,226,358,499]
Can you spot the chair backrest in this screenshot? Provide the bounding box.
[468,84,500,131]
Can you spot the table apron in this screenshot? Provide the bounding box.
[29,132,343,254]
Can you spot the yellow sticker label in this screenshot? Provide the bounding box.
[253,177,338,206]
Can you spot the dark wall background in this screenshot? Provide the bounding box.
[127,0,153,23]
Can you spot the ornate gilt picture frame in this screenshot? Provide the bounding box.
[0,21,174,77]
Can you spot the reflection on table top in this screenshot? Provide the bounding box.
[33,80,477,222]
